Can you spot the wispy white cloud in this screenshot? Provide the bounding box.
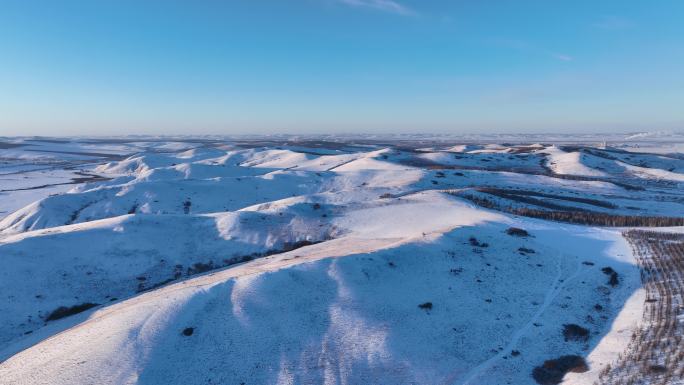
[552,53,573,62]
[594,16,635,30]
[487,38,574,63]
[488,37,534,51]
[338,0,414,16]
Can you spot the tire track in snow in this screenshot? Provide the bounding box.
[446,254,587,385]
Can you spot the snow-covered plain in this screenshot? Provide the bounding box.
[1,135,683,385]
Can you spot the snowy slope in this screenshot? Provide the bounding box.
[1,137,683,385]
[0,200,640,385]
[545,146,609,177]
[545,146,684,183]
[0,205,336,348]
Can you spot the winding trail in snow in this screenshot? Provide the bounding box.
[448,253,587,385]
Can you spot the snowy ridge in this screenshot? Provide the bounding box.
[1,137,683,384]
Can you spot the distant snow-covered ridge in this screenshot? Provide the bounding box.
[3,142,684,235]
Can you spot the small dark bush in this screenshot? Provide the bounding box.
[187,261,214,275]
[182,327,194,336]
[649,365,667,374]
[281,240,317,252]
[173,265,183,279]
[46,302,99,322]
[532,355,588,385]
[608,272,619,287]
[506,227,530,237]
[418,302,433,310]
[379,193,393,199]
[511,350,521,357]
[563,324,590,342]
[469,237,489,248]
[518,247,535,254]
[582,261,595,266]
[601,267,619,286]
[312,203,321,210]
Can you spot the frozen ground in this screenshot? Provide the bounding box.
[0,134,683,385]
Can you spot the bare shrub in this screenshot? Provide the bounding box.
[46,302,99,322]
[532,355,589,385]
[469,237,489,248]
[601,267,620,287]
[187,261,214,275]
[506,227,530,237]
[563,324,590,342]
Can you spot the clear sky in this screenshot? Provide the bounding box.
[1,0,683,136]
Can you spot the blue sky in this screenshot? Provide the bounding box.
[1,0,683,135]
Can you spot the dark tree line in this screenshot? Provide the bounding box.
[460,194,684,227]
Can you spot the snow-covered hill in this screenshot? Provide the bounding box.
[0,196,640,385]
[1,136,683,385]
